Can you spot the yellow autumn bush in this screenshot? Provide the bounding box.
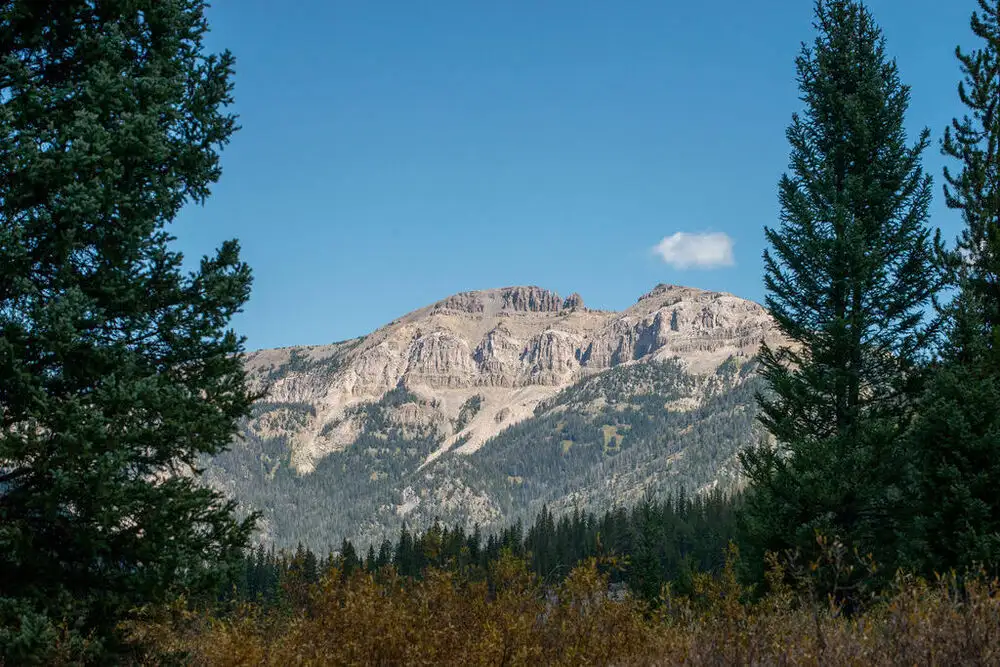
[126,552,1000,667]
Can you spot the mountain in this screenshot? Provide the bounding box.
[206,284,784,550]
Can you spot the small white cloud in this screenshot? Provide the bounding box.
[653,232,735,269]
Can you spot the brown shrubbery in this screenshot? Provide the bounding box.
[124,548,1000,666]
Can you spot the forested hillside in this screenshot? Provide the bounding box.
[228,490,740,608]
[206,357,764,549]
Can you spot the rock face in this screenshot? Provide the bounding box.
[241,284,784,473]
[431,286,565,315]
[562,293,584,311]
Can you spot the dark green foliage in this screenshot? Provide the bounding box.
[941,0,1000,343]
[741,0,942,590]
[898,0,1000,578]
[0,1,254,661]
[899,344,1000,576]
[340,538,361,580]
[519,491,738,600]
[259,347,346,384]
[224,490,741,609]
[454,394,483,432]
[374,383,421,410]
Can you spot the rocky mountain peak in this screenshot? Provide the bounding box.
[562,293,585,311]
[636,283,710,305]
[498,286,563,312]
[430,286,564,315]
[242,283,785,473]
[219,281,783,549]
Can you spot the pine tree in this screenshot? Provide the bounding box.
[377,539,393,570]
[0,1,254,661]
[740,0,942,588]
[468,524,482,567]
[341,539,360,580]
[942,1,1000,343]
[629,498,665,603]
[899,0,1000,577]
[303,547,319,584]
[394,526,416,576]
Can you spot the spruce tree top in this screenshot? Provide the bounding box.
[758,0,940,447]
[942,0,1000,353]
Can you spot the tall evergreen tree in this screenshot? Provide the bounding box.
[740,0,942,587]
[341,538,360,580]
[376,538,394,570]
[0,1,254,661]
[899,0,1000,577]
[942,0,1000,344]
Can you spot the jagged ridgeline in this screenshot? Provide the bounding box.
[205,285,783,549]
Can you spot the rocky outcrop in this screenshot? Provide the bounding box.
[430,286,565,315]
[473,325,521,386]
[521,329,585,385]
[432,292,487,314]
[499,286,563,312]
[406,331,475,388]
[241,284,785,472]
[562,293,584,311]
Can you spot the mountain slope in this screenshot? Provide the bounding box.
[206,284,783,549]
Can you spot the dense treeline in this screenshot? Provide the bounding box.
[229,489,740,609]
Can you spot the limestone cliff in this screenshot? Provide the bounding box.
[241,284,784,473]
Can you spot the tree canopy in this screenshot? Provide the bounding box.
[741,0,942,591]
[0,1,255,662]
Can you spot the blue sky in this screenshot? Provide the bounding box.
[174,0,978,351]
